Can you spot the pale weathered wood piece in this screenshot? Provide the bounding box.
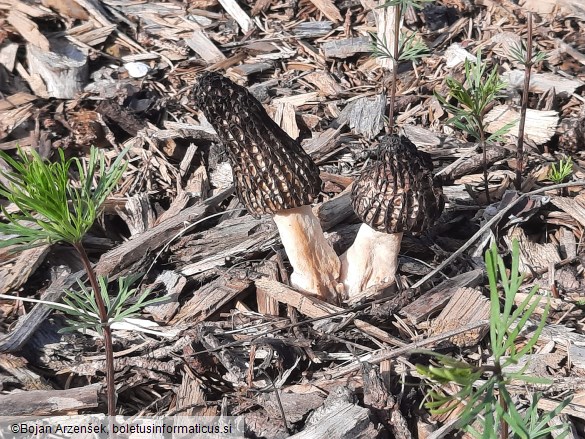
[336,94,386,139]
[256,258,281,316]
[185,30,226,64]
[401,269,484,324]
[521,0,585,20]
[321,37,371,58]
[0,244,50,294]
[115,193,155,236]
[7,9,50,51]
[179,216,278,276]
[551,194,585,227]
[0,384,100,416]
[172,276,251,324]
[502,69,584,95]
[258,391,325,423]
[143,271,185,323]
[255,278,343,318]
[308,0,342,22]
[304,125,346,161]
[0,92,36,111]
[27,40,88,99]
[430,287,490,347]
[504,226,561,273]
[0,42,18,71]
[290,387,377,439]
[230,62,273,76]
[218,0,254,33]
[175,370,219,416]
[0,103,34,140]
[374,0,396,70]
[484,105,559,145]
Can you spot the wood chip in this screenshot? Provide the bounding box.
[0,42,18,71]
[273,101,299,139]
[0,245,50,294]
[321,37,371,58]
[430,287,490,347]
[0,384,100,416]
[172,276,251,324]
[401,269,484,324]
[504,225,561,273]
[484,105,559,145]
[336,94,386,139]
[218,0,254,33]
[551,194,585,227]
[502,70,584,95]
[27,40,88,99]
[185,30,226,64]
[291,387,377,439]
[308,0,342,23]
[255,278,342,318]
[7,9,50,51]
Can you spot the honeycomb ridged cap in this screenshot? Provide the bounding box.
[194,72,321,217]
[351,135,444,234]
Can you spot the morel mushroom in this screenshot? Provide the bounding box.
[194,72,343,303]
[340,135,444,297]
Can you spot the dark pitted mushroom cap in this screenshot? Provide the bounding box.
[351,135,444,234]
[194,72,321,217]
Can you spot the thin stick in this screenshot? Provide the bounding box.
[515,12,534,190]
[387,4,401,133]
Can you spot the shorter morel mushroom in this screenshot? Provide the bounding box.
[340,135,444,297]
[194,72,343,303]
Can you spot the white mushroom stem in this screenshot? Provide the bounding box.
[339,223,402,298]
[272,205,343,303]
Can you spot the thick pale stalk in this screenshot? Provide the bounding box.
[272,205,343,303]
[340,224,402,298]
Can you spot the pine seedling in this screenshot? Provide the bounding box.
[0,146,138,417]
[509,12,548,190]
[371,31,429,62]
[372,0,432,132]
[547,156,573,184]
[417,240,572,438]
[436,51,514,203]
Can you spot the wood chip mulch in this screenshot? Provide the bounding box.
[1,0,585,437]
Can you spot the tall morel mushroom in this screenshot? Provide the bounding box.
[340,135,444,297]
[194,72,343,303]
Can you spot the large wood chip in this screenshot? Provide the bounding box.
[401,269,484,324]
[172,276,251,324]
[218,0,254,33]
[551,194,585,228]
[7,10,50,51]
[0,384,100,416]
[185,30,226,64]
[0,245,50,295]
[308,0,342,22]
[336,94,386,139]
[321,37,371,58]
[504,225,561,273]
[502,70,584,95]
[484,105,559,145]
[291,387,377,439]
[430,287,490,347]
[0,103,34,140]
[255,278,342,318]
